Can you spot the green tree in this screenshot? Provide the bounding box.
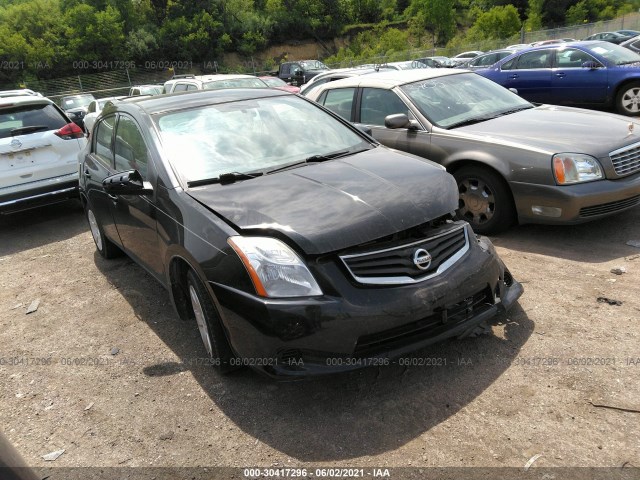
[566,0,589,24]
[157,11,224,61]
[64,4,126,65]
[525,0,544,30]
[467,4,521,41]
[125,27,159,61]
[0,0,65,77]
[404,0,455,46]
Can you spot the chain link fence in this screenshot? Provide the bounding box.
[19,68,174,102]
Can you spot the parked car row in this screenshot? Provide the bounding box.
[4,38,640,379]
[434,29,640,71]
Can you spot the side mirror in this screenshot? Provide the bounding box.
[103,170,152,195]
[582,61,601,69]
[385,113,420,130]
[293,68,303,76]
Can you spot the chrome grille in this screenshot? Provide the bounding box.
[610,142,640,177]
[340,224,469,285]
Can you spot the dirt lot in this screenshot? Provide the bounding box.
[1,200,639,479]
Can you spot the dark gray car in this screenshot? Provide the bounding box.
[307,69,640,234]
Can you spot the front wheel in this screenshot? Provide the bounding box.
[186,270,238,374]
[615,82,640,116]
[453,166,515,235]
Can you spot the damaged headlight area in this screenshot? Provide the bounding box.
[228,236,322,298]
[553,153,603,185]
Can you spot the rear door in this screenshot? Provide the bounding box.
[0,101,83,190]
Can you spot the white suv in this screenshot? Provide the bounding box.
[0,95,87,213]
[162,74,268,93]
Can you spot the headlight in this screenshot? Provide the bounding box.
[553,153,603,184]
[228,236,322,298]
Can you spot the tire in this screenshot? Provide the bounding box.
[85,202,121,259]
[453,166,515,235]
[186,269,238,374]
[615,82,640,116]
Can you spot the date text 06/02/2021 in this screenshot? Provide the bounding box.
[243,467,391,478]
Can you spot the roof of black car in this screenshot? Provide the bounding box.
[123,88,292,115]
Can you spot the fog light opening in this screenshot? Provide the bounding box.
[532,205,562,217]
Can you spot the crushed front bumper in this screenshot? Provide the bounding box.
[212,229,523,378]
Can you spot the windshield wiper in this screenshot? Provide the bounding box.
[187,171,263,188]
[488,105,534,118]
[446,116,492,129]
[266,150,355,175]
[11,125,49,136]
[448,105,534,128]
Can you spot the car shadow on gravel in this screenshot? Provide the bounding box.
[0,200,86,257]
[490,206,640,264]
[95,253,533,462]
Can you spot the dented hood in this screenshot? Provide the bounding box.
[186,148,458,255]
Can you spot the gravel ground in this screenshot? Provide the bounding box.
[1,200,639,480]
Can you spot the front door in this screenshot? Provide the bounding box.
[109,114,164,280]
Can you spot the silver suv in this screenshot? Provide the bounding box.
[0,95,87,213]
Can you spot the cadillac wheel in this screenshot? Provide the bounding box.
[453,166,515,235]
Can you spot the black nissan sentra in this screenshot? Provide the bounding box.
[79,89,523,377]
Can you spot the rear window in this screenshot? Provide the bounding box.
[61,96,94,110]
[204,78,267,89]
[0,103,68,139]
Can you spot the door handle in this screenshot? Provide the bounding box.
[508,74,518,79]
[555,72,566,78]
[107,193,118,202]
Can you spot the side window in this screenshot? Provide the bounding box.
[360,88,408,126]
[514,50,553,69]
[501,57,516,70]
[94,115,115,167]
[481,53,498,66]
[114,115,149,179]
[557,48,598,68]
[173,83,188,92]
[280,64,290,75]
[322,88,355,121]
[186,84,199,91]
